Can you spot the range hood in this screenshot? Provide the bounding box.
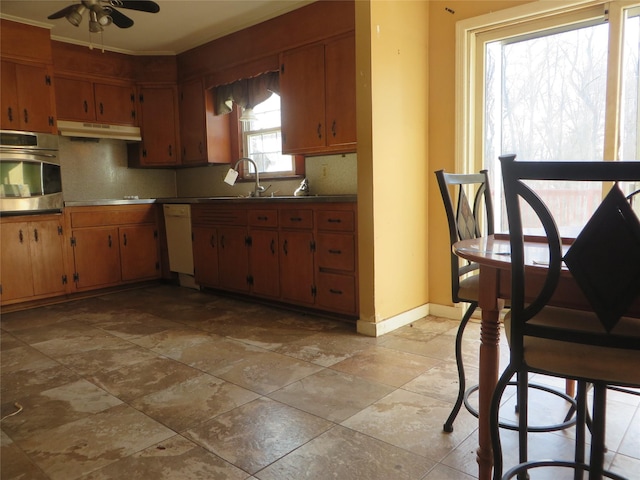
[57,120,142,141]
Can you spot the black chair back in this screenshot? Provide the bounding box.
[435,169,494,303]
[499,154,640,360]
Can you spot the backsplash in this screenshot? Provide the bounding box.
[59,136,357,201]
[59,137,176,201]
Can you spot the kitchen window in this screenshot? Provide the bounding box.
[457,0,640,233]
[239,93,295,178]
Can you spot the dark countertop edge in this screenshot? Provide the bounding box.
[64,195,357,207]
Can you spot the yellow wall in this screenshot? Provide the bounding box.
[357,0,536,332]
[427,0,534,309]
[356,0,430,331]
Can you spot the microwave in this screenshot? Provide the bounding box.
[0,130,63,215]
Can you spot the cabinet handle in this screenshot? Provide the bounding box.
[328,249,342,255]
[283,239,288,256]
[329,289,344,295]
[7,107,12,122]
[123,233,128,246]
[210,235,216,248]
[270,239,275,255]
[99,102,104,115]
[33,229,39,242]
[23,108,28,123]
[108,234,112,247]
[18,229,24,243]
[331,120,337,137]
[328,218,342,223]
[257,215,268,221]
[168,145,173,157]
[317,123,322,139]
[289,217,302,222]
[220,235,225,249]
[198,141,203,154]
[83,100,88,113]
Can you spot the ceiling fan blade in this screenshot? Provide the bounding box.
[109,1,160,13]
[105,7,134,28]
[47,5,77,20]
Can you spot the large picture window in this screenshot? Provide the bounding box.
[457,1,640,233]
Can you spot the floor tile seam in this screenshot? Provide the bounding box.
[0,430,52,480]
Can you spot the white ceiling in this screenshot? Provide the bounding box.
[0,0,315,55]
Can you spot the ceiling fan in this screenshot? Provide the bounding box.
[47,0,160,33]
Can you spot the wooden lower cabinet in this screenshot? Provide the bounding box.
[67,205,160,291]
[249,228,280,298]
[279,229,315,305]
[0,215,67,305]
[190,202,358,317]
[71,227,121,289]
[192,226,219,287]
[218,225,250,293]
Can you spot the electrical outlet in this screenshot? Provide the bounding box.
[322,164,328,178]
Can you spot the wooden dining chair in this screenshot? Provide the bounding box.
[492,154,640,480]
[435,169,494,432]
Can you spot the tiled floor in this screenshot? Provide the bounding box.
[1,285,638,479]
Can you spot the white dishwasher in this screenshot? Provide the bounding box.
[163,204,197,288]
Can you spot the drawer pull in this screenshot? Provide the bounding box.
[328,249,342,255]
[329,289,343,295]
[289,217,302,222]
[327,218,342,223]
[257,216,268,221]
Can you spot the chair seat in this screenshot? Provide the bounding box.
[458,273,480,302]
[505,307,640,386]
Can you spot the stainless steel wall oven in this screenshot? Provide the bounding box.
[0,130,63,215]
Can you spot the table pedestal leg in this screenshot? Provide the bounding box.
[477,266,501,480]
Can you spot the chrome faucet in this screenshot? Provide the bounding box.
[226,157,266,197]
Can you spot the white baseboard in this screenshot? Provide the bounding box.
[356,302,481,337]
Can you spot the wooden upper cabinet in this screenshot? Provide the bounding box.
[179,78,231,166]
[280,43,326,153]
[55,76,136,126]
[129,85,180,167]
[1,60,55,133]
[280,32,356,155]
[324,33,356,149]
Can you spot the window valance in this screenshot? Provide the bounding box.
[214,71,280,115]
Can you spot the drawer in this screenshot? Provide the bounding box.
[69,206,156,228]
[192,205,247,226]
[279,208,313,229]
[316,233,355,272]
[248,209,278,228]
[316,272,357,314]
[316,209,354,232]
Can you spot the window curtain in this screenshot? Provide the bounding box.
[214,71,280,115]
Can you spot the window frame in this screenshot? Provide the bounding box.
[455,0,637,174]
[236,95,304,181]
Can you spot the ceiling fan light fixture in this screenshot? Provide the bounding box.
[65,5,85,26]
[92,6,112,26]
[89,10,104,32]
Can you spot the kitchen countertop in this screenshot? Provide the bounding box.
[64,195,357,207]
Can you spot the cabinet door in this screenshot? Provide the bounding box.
[249,229,280,298]
[119,225,160,281]
[280,43,326,154]
[325,33,357,148]
[218,226,249,292]
[55,76,96,121]
[279,230,315,305]
[72,227,121,289]
[179,79,207,164]
[192,226,219,287]
[0,222,34,302]
[137,86,179,166]
[30,219,66,296]
[94,83,136,125]
[15,63,55,133]
[0,61,19,131]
